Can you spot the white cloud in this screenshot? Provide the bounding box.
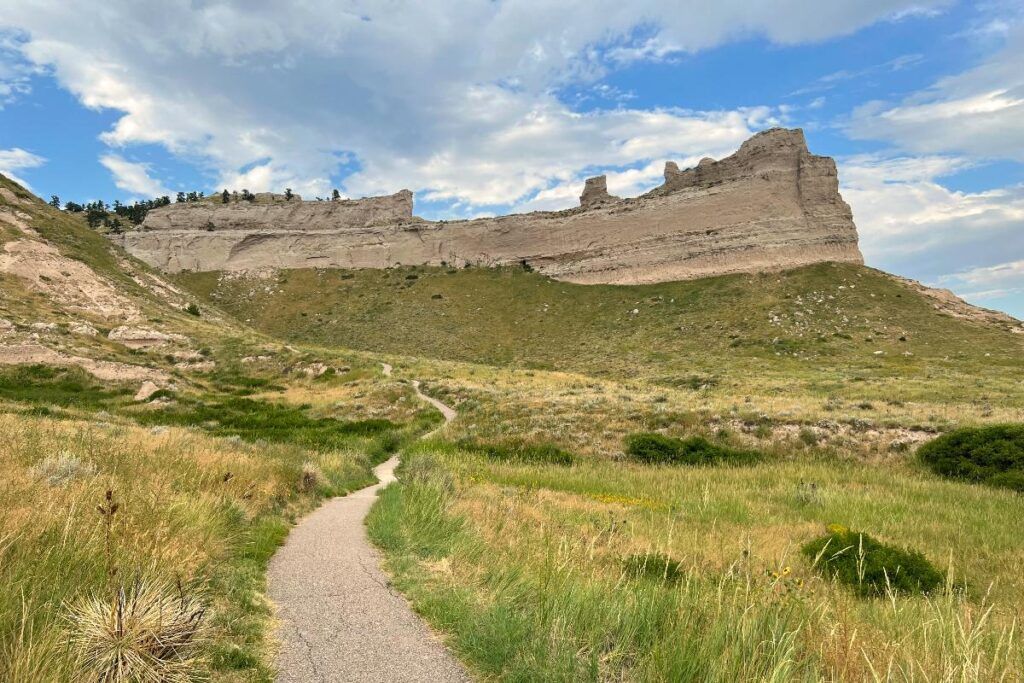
[939,259,1024,302]
[847,20,1024,160]
[0,147,45,189]
[99,154,169,197]
[840,154,1024,291]
[0,0,946,207]
[0,33,37,106]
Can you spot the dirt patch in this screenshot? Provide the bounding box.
[108,325,189,349]
[174,360,215,372]
[0,234,141,322]
[0,343,169,382]
[119,258,193,309]
[0,188,28,207]
[0,208,39,239]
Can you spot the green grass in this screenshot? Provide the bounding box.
[178,263,1024,409]
[366,439,1024,680]
[0,365,131,409]
[130,395,406,452]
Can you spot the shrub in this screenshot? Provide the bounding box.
[802,524,945,597]
[185,303,201,316]
[30,452,97,486]
[798,427,819,447]
[917,424,1024,492]
[458,439,574,465]
[67,577,208,682]
[623,432,759,466]
[622,552,684,584]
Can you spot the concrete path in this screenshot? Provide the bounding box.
[268,365,467,682]
[411,380,456,422]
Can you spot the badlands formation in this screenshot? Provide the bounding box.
[115,128,864,284]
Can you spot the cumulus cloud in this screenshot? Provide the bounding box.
[840,153,1024,288]
[0,0,945,207]
[99,154,169,197]
[0,147,45,189]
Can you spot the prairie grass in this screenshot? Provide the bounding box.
[368,440,1024,681]
[0,412,391,681]
[179,263,1024,414]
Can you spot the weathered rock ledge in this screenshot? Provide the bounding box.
[113,128,863,284]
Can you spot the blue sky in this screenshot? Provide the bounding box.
[1,0,1022,316]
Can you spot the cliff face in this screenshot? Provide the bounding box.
[114,128,863,284]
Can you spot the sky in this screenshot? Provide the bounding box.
[0,1,1022,317]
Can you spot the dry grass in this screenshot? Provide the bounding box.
[389,354,1024,462]
[67,577,208,683]
[0,412,374,681]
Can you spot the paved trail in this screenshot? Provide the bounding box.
[268,364,467,682]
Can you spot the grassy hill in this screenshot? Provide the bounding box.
[180,262,1024,411]
[0,176,439,681]
[6,167,1024,682]
[179,261,1024,680]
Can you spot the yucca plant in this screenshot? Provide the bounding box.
[66,577,208,682]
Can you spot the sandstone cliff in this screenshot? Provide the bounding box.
[114,128,863,284]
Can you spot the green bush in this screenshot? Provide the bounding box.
[623,432,759,466]
[458,439,574,465]
[622,552,684,584]
[802,524,945,597]
[917,424,1024,491]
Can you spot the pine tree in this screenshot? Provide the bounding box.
[332,189,340,201]
[49,195,60,208]
[221,189,230,204]
[284,188,293,201]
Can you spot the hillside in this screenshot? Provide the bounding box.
[179,262,1024,410]
[0,174,439,681]
[5,169,1024,681]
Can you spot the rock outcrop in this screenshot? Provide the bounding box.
[579,175,618,208]
[114,128,863,284]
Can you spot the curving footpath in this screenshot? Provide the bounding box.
[267,364,467,682]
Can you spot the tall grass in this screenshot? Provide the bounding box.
[368,443,1024,681]
[0,413,386,681]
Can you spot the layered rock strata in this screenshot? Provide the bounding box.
[114,128,863,284]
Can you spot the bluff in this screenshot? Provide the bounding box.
[113,128,863,284]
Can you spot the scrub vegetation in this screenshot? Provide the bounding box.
[3,173,1024,680]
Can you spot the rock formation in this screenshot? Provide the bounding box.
[579,175,618,208]
[114,128,863,284]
